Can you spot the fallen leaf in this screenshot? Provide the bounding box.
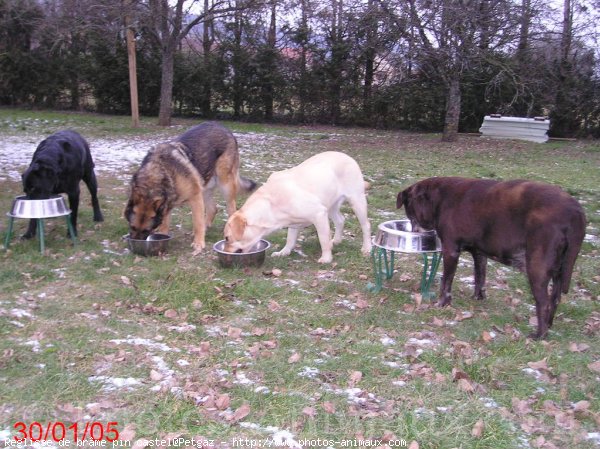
[587,360,600,373]
[322,401,336,414]
[227,327,243,339]
[252,327,267,336]
[408,442,419,449]
[457,378,475,393]
[131,439,150,449]
[268,300,281,312]
[573,400,590,414]
[568,342,590,352]
[288,352,301,364]
[271,268,282,277]
[413,293,422,308]
[216,394,230,410]
[302,406,317,418]
[471,419,485,438]
[355,298,369,309]
[527,359,549,371]
[431,317,445,327]
[512,397,533,416]
[120,276,132,286]
[481,331,493,343]
[164,309,178,319]
[119,424,136,442]
[150,370,163,381]
[230,403,251,422]
[348,370,363,387]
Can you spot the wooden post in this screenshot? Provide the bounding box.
[126,13,140,128]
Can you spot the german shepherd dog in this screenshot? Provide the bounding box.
[22,130,104,237]
[397,177,586,339]
[124,122,256,254]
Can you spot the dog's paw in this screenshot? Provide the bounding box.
[191,241,205,255]
[318,254,333,264]
[272,249,291,258]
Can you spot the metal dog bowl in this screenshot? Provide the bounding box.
[213,239,271,268]
[126,233,172,257]
[373,219,441,253]
[8,195,70,218]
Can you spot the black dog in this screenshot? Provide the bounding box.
[397,177,586,339]
[22,130,104,237]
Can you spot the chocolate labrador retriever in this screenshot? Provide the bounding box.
[397,177,586,339]
[22,130,104,237]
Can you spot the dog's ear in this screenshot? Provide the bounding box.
[396,189,408,209]
[124,199,134,221]
[229,214,247,241]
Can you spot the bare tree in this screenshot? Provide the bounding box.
[144,0,255,126]
[399,0,520,141]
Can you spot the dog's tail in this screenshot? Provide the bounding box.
[239,176,257,193]
[559,209,586,294]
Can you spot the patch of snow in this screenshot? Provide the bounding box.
[298,367,320,379]
[88,375,141,391]
[109,337,178,352]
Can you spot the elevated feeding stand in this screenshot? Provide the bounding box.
[4,196,77,254]
[367,220,442,300]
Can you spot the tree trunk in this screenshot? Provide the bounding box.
[201,0,213,118]
[362,0,376,120]
[298,0,309,122]
[232,7,244,118]
[442,77,461,142]
[158,45,175,126]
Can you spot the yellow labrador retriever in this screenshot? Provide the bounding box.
[223,151,372,263]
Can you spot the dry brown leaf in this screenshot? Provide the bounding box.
[554,411,577,429]
[348,370,363,387]
[322,401,336,414]
[288,352,301,364]
[587,360,600,373]
[119,424,136,442]
[452,368,470,381]
[228,327,243,339]
[431,317,445,327]
[568,342,590,352]
[302,406,317,418]
[457,378,475,393]
[454,311,474,321]
[529,316,538,326]
[120,276,132,286]
[150,370,163,381]
[356,298,369,309]
[471,419,485,438]
[230,403,251,422]
[481,331,493,343]
[573,400,590,414]
[164,309,178,319]
[216,394,230,410]
[252,327,267,336]
[131,439,150,449]
[527,358,549,371]
[413,293,422,308]
[512,397,533,416]
[268,300,282,312]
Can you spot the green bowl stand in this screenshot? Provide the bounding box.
[4,214,77,254]
[367,246,442,300]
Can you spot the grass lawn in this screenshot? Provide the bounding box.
[0,108,599,449]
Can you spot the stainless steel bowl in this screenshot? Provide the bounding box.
[213,239,271,268]
[126,233,172,256]
[373,219,441,253]
[8,195,70,219]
